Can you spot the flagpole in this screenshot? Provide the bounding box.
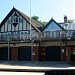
[30,0,31,40]
[30,0,33,61]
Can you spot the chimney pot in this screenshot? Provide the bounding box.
[64,15,67,23]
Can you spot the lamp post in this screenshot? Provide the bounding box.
[30,0,31,40]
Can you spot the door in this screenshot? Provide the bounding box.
[39,47,46,61]
[46,46,61,61]
[11,47,18,61]
[0,47,11,60]
[18,47,31,61]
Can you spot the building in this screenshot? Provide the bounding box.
[39,18,66,61]
[59,16,75,61]
[0,8,75,61]
[0,7,42,61]
[39,16,75,61]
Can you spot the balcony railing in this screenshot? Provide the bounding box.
[41,30,75,40]
[0,32,40,43]
[0,30,75,43]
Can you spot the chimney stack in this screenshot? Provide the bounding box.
[64,15,67,23]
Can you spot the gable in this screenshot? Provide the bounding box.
[44,21,61,32]
[42,19,65,32]
[0,7,41,33]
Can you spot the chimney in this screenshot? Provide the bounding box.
[64,15,67,23]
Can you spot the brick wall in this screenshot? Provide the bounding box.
[33,46,39,61]
[11,47,18,61]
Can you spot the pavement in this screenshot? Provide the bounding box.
[0,72,45,75]
[0,61,75,72]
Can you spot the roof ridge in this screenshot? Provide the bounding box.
[14,8,41,32]
[14,8,42,27]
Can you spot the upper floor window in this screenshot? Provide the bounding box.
[12,12,19,27]
[12,12,19,23]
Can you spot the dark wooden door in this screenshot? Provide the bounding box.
[18,47,31,61]
[46,46,61,61]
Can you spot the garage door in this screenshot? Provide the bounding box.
[46,46,61,61]
[18,47,31,61]
[0,47,11,60]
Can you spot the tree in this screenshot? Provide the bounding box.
[68,19,73,23]
[39,21,47,26]
[32,15,39,22]
[32,15,47,26]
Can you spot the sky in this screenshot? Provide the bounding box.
[0,0,74,23]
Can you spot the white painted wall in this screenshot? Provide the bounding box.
[19,23,22,30]
[8,24,11,31]
[1,25,4,32]
[12,25,14,31]
[60,23,75,30]
[16,24,18,31]
[23,18,26,30]
[27,23,30,30]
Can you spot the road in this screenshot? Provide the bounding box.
[0,72,45,75]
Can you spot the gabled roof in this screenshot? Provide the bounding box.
[0,7,41,32]
[42,18,65,31]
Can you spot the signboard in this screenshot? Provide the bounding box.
[73,50,75,55]
[62,49,64,53]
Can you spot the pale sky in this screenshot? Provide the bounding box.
[0,0,74,23]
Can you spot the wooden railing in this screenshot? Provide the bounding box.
[0,30,75,43]
[41,30,75,40]
[0,33,40,43]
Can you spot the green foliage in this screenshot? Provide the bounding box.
[32,15,39,22]
[67,19,73,23]
[32,15,47,26]
[38,21,47,26]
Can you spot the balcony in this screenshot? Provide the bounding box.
[41,30,75,41]
[0,32,40,43]
[41,31,61,40]
[0,30,75,43]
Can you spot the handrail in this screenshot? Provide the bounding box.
[0,30,75,43]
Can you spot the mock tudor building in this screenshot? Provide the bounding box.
[0,7,42,61]
[0,8,75,61]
